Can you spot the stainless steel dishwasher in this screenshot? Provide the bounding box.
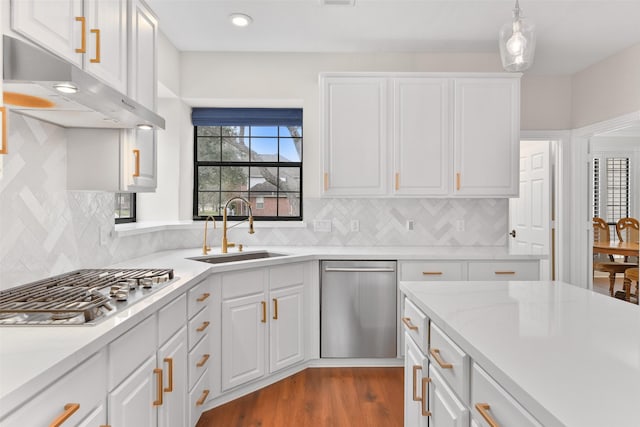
[320,260,397,358]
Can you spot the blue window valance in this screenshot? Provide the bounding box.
[192,108,302,127]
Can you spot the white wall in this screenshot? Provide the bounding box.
[520,76,572,130]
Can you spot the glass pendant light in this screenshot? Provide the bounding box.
[499,0,536,72]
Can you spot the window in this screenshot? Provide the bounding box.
[193,108,302,221]
[593,156,631,242]
[115,193,136,224]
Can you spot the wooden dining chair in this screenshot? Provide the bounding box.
[623,268,639,304]
[593,217,636,296]
[616,217,639,263]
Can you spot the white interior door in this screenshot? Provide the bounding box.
[509,140,551,279]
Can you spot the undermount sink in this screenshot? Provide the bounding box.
[188,251,286,264]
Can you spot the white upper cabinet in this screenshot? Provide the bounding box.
[320,73,521,198]
[12,0,128,93]
[321,76,389,196]
[453,78,520,197]
[393,78,450,196]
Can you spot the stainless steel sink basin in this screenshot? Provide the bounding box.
[188,251,286,264]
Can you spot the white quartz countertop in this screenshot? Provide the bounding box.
[399,280,640,427]
[0,245,542,411]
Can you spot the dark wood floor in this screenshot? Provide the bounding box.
[196,367,404,427]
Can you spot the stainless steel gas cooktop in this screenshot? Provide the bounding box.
[0,268,175,326]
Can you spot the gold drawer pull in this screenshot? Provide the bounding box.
[197,292,210,302]
[430,348,453,369]
[0,107,7,155]
[196,389,210,406]
[50,403,80,427]
[133,149,140,177]
[261,301,267,323]
[153,368,163,406]
[324,172,329,191]
[164,357,174,393]
[475,403,500,427]
[273,298,279,320]
[494,271,516,275]
[196,321,210,332]
[422,271,443,275]
[421,377,432,417]
[75,17,86,53]
[90,28,100,63]
[456,172,461,191]
[412,365,422,401]
[196,353,210,367]
[401,317,418,331]
[395,172,400,191]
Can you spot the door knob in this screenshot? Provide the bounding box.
[509,229,517,238]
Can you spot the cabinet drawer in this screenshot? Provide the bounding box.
[270,263,304,290]
[402,298,429,353]
[429,365,469,427]
[468,261,539,281]
[159,293,187,346]
[188,279,211,319]
[0,351,107,426]
[189,332,211,391]
[430,323,469,402]
[189,368,211,427]
[471,363,542,427]
[222,269,265,300]
[188,305,211,350]
[109,314,157,390]
[401,261,465,281]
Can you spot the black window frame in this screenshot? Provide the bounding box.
[193,122,303,222]
[115,192,136,224]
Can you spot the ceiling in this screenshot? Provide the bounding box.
[147,0,640,75]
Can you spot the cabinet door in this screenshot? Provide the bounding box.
[393,78,450,196]
[108,355,158,427]
[404,332,428,427]
[322,76,388,196]
[158,328,188,427]
[453,78,520,197]
[124,128,157,192]
[269,285,304,373]
[76,400,108,426]
[11,0,83,67]
[221,293,266,391]
[83,0,127,92]
[429,365,469,427]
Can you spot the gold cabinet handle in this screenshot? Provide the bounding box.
[456,172,461,191]
[261,301,267,323]
[494,271,516,275]
[323,172,329,191]
[272,298,278,320]
[401,317,418,331]
[395,172,400,191]
[430,348,453,369]
[50,403,80,427]
[422,271,443,276]
[196,389,210,406]
[90,28,100,63]
[75,17,86,53]
[153,368,163,406]
[412,365,422,401]
[196,353,210,367]
[163,357,173,393]
[197,292,210,302]
[475,403,500,427]
[421,377,432,417]
[132,149,140,177]
[196,321,210,332]
[0,107,6,155]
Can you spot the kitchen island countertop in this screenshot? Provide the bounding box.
[400,280,640,427]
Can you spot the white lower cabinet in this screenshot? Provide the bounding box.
[157,327,188,427]
[467,261,539,281]
[221,263,307,391]
[429,367,469,427]
[404,332,429,427]
[400,259,540,282]
[109,355,158,426]
[0,350,107,427]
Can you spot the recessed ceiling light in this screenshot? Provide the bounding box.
[53,82,78,94]
[230,13,252,27]
[137,124,153,130]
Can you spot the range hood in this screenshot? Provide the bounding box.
[3,35,165,130]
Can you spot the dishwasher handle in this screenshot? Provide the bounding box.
[324,267,395,273]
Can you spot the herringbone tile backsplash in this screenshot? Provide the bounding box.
[0,114,507,290]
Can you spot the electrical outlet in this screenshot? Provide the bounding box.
[406,220,414,231]
[456,220,465,232]
[313,220,332,233]
[99,226,110,246]
[350,220,360,232]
